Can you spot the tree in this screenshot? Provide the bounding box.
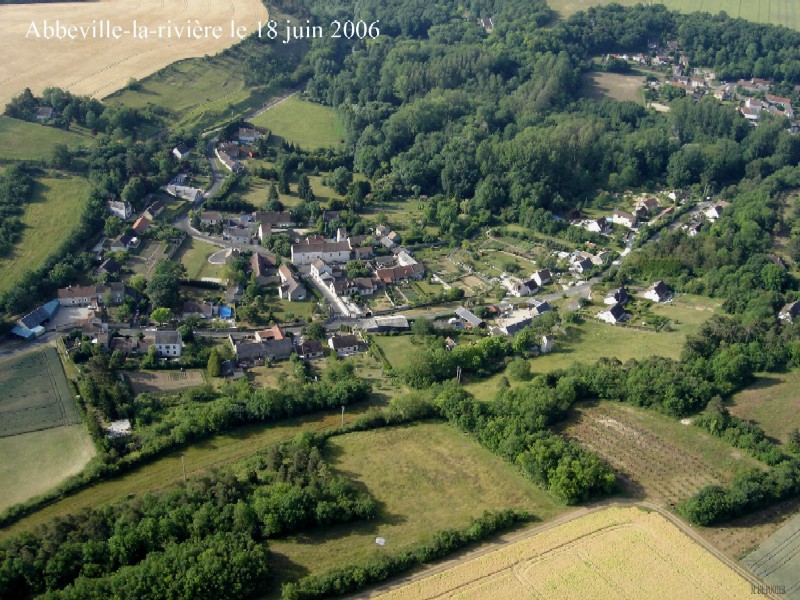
[297,175,314,202]
[278,172,290,194]
[146,260,185,309]
[507,358,531,381]
[411,317,434,338]
[150,307,172,325]
[50,143,72,170]
[302,322,326,340]
[329,167,352,195]
[207,348,222,377]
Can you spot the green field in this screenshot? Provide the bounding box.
[549,0,800,30]
[0,402,382,540]
[0,425,95,512]
[728,370,800,446]
[250,96,346,150]
[264,423,566,595]
[371,334,420,369]
[174,237,224,280]
[0,175,90,293]
[743,510,800,597]
[0,347,81,437]
[0,117,87,162]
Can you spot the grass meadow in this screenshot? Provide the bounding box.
[728,370,800,446]
[250,96,346,150]
[0,118,88,162]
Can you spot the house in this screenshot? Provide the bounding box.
[395,250,418,267]
[216,149,244,173]
[35,106,55,121]
[612,210,638,229]
[278,264,307,301]
[172,144,190,160]
[479,16,494,31]
[200,211,222,225]
[505,278,538,297]
[108,201,133,220]
[705,205,724,222]
[255,325,285,342]
[456,306,485,329]
[598,302,627,324]
[57,285,98,306]
[11,300,60,339]
[98,282,130,306]
[310,258,334,281]
[165,185,204,202]
[496,313,534,336]
[251,253,277,285]
[253,211,294,229]
[375,263,425,284]
[371,315,410,332]
[231,338,294,365]
[532,270,552,286]
[328,334,360,356]
[540,335,554,354]
[585,218,610,234]
[291,239,352,265]
[98,257,121,276]
[132,216,151,235]
[223,225,251,245]
[779,301,800,323]
[109,336,142,355]
[571,257,593,275]
[154,330,183,357]
[238,127,261,143]
[227,283,245,304]
[296,339,325,359]
[528,299,552,317]
[635,197,659,214]
[604,287,629,305]
[182,300,215,319]
[374,224,390,238]
[685,221,704,237]
[143,200,166,220]
[643,281,673,303]
[380,235,397,249]
[218,143,240,158]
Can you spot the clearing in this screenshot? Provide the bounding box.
[0,347,81,437]
[265,422,566,594]
[126,370,206,395]
[549,0,800,30]
[743,510,800,599]
[583,71,645,104]
[375,506,754,600]
[250,96,346,150]
[0,0,270,104]
[0,117,87,162]
[728,370,800,446]
[0,175,90,294]
[557,401,764,507]
[0,425,95,513]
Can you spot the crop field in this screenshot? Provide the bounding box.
[583,71,645,104]
[0,401,383,540]
[0,0,270,105]
[557,401,763,507]
[0,347,81,437]
[549,0,800,30]
[126,370,206,395]
[266,423,566,593]
[0,175,89,294]
[743,510,800,599]
[0,425,95,512]
[0,117,87,162]
[250,96,346,150]
[728,370,800,446]
[376,506,754,600]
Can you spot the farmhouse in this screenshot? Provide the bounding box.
[172,144,190,160]
[779,301,800,323]
[643,281,673,303]
[278,264,307,301]
[238,127,261,143]
[598,302,627,324]
[108,200,132,220]
[57,285,99,306]
[532,269,552,286]
[328,334,360,356]
[154,330,183,357]
[291,238,352,265]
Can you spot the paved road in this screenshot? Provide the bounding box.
[344,500,780,600]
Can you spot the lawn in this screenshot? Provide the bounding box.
[174,237,224,280]
[0,402,382,540]
[0,425,96,513]
[251,96,346,150]
[582,71,645,104]
[0,175,90,294]
[0,117,87,162]
[371,335,420,370]
[264,423,566,595]
[728,370,800,446]
[548,0,800,30]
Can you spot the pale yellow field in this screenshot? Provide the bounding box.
[377,507,755,600]
[0,0,269,103]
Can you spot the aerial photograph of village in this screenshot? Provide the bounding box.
[0,0,800,598]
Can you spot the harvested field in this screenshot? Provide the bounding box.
[743,508,800,599]
[583,71,645,104]
[126,369,205,394]
[0,0,270,104]
[557,401,763,507]
[0,347,81,437]
[376,506,754,600]
[0,425,95,512]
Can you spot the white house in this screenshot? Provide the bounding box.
[172,144,190,160]
[604,287,628,305]
[57,285,99,306]
[532,269,552,286]
[643,281,672,303]
[328,334,359,356]
[598,303,626,324]
[310,258,334,281]
[154,330,183,357]
[238,127,260,143]
[108,201,132,220]
[705,205,724,222]
[291,239,352,265]
[612,210,638,229]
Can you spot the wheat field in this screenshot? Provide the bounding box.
[377,506,755,600]
[0,0,269,104]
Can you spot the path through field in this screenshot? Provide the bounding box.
[0,0,270,103]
